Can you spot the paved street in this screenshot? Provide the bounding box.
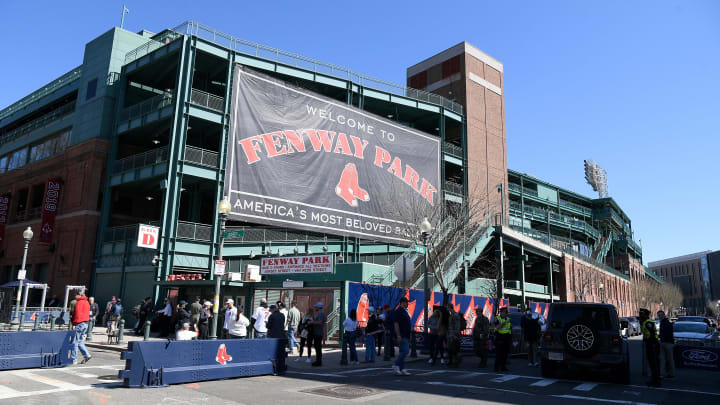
[0,336,718,404]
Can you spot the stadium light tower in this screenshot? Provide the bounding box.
[584,159,609,198]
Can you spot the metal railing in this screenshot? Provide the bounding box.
[0,102,75,146]
[0,67,83,122]
[559,198,593,216]
[118,93,174,122]
[509,201,601,240]
[189,89,224,112]
[443,181,463,196]
[443,142,463,159]
[124,31,182,65]
[11,207,43,223]
[171,21,463,116]
[113,146,169,174]
[508,182,539,198]
[176,221,213,241]
[184,145,219,167]
[224,226,345,243]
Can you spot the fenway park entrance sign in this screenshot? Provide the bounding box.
[224,67,440,245]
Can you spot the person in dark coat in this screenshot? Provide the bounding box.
[521,310,541,366]
[267,304,286,339]
[175,300,191,332]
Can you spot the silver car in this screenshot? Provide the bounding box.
[674,321,719,347]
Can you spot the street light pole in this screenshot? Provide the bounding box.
[419,218,433,340]
[210,196,232,340]
[13,227,33,327]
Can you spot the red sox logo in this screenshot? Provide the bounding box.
[215,344,232,365]
[335,163,369,207]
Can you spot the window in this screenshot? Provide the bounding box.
[0,155,6,173]
[442,55,461,78]
[14,188,28,216]
[30,183,45,210]
[7,147,27,171]
[27,129,71,164]
[86,78,98,100]
[409,71,427,89]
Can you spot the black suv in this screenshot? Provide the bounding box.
[539,303,629,384]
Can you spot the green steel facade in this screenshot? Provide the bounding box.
[1,21,661,321]
[91,22,468,311]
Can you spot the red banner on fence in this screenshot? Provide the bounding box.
[0,193,9,242]
[39,179,62,243]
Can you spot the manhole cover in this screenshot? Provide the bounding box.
[98,375,121,381]
[303,384,387,400]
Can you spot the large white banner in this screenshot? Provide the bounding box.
[260,254,334,275]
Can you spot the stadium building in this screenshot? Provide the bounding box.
[0,21,661,328]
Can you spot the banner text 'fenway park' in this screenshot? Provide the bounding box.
[225,67,440,244]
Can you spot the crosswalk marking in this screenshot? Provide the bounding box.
[456,372,488,379]
[572,382,599,391]
[530,379,557,387]
[417,370,450,376]
[553,394,655,405]
[337,367,383,374]
[490,374,521,382]
[52,368,98,379]
[0,385,21,398]
[10,370,88,390]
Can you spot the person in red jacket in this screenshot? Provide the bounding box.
[71,294,92,365]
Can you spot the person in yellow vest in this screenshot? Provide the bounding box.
[639,308,661,387]
[493,306,512,372]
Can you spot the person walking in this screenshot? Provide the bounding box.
[521,309,540,366]
[198,301,211,340]
[252,298,269,339]
[287,301,302,354]
[375,307,385,357]
[472,307,490,368]
[640,308,662,387]
[657,310,675,379]
[343,309,359,364]
[364,307,380,363]
[392,297,411,376]
[267,304,286,339]
[438,303,450,365]
[135,297,153,336]
[446,303,462,367]
[70,294,92,365]
[295,309,314,363]
[493,307,512,372]
[310,302,326,367]
[383,305,395,361]
[427,306,444,365]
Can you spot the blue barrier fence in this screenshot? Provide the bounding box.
[0,330,74,370]
[119,338,288,388]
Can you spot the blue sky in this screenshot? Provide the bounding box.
[1,1,718,263]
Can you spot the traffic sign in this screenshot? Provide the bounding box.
[17,270,26,280]
[214,260,226,276]
[223,230,244,239]
[412,245,426,255]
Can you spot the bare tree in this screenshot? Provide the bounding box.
[386,181,497,305]
[633,279,684,315]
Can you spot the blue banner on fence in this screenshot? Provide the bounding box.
[348,281,508,345]
[674,345,720,371]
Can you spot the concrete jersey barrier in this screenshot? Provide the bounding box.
[0,330,75,370]
[119,338,287,388]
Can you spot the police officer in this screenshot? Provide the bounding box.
[493,307,512,372]
[639,308,661,387]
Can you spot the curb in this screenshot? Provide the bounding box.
[86,342,127,352]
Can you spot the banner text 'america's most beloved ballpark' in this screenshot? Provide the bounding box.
[225,67,440,244]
